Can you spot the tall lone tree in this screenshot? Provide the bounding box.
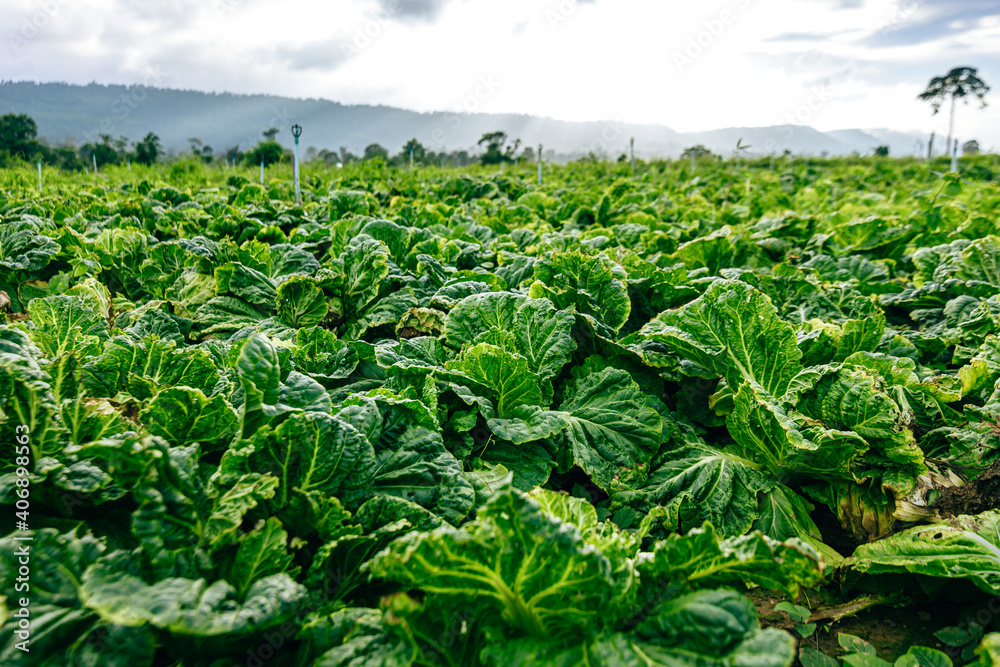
[400,138,426,166]
[363,143,389,161]
[134,132,163,166]
[0,113,40,160]
[917,66,990,156]
[477,131,521,165]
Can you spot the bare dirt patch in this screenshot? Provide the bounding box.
[937,460,1000,518]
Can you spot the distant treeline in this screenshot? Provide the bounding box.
[0,112,540,171]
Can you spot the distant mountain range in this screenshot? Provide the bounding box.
[1,81,931,161]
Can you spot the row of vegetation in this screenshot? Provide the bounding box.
[0,115,540,172]
[6,113,988,178]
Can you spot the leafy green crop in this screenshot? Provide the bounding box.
[1,154,999,665]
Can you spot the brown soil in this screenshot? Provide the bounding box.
[809,606,951,662]
[748,588,964,663]
[936,460,1000,518]
[748,587,785,625]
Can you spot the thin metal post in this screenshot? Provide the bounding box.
[38,159,42,192]
[292,124,302,204]
[537,144,543,186]
[946,93,956,158]
[630,137,635,174]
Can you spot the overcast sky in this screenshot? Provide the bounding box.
[4,0,999,148]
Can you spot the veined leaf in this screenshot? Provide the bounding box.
[236,332,331,436]
[194,296,270,337]
[291,326,360,385]
[482,590,796,667]
[341,238,389,313]
[28,294,108,358]
[638,279,803,398]
[276,275,328,328]
[728,381,867,482]
[367,485,623,640]
[214,261,276,306]
[529,250,631,334]
[613,441,772,537]
[640,522,825,596]
[555,367,662,491]
[81,562,306,637]
[445,292,576,379]
[448,342,547,416]
[848,511,1000,595]
[224,517,297,598]
[340,391,474,524]
[81,335,221,401]
[797,365,926,496]
[248,410,375,511]
[142,386,238,450]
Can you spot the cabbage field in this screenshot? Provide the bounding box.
[1,155,1000,666]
